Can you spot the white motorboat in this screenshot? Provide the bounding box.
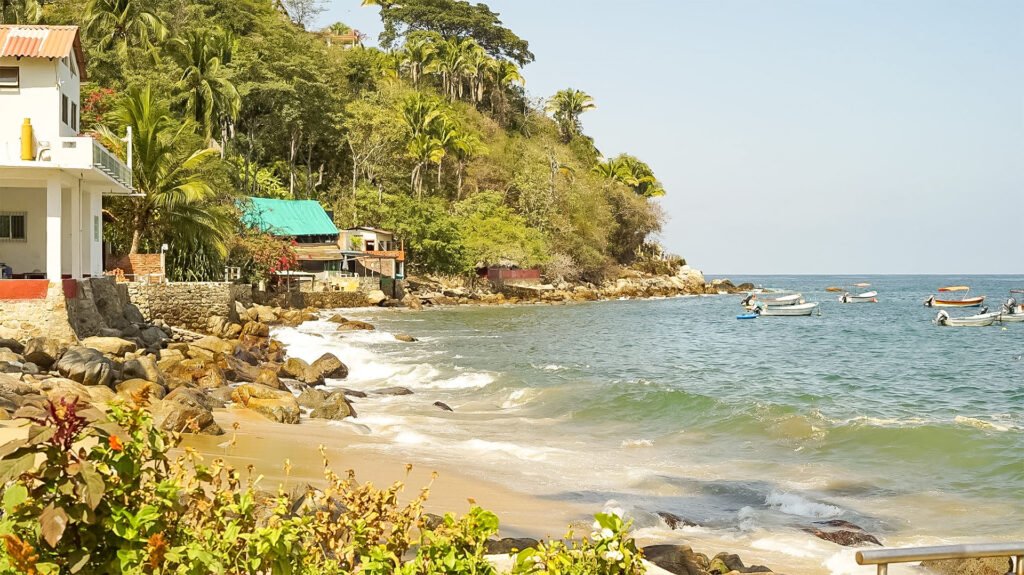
[759,302,819,316]
[839,290,878,303]
[934,309,999,327]
[999,295,1024,322]
[763,293,805,307]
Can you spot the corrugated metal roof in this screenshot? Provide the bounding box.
[0,25,86,79]
[242,197,340,238]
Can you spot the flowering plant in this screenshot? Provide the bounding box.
[511,512,644,575]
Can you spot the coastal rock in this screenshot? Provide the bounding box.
[40,378,115,404]
[338,387,367,399]
[327,314,348,323]
[23,337,65,369]
[231,383,301,424]
[166,386,225,411]
[81,336,137,357]
[433,401,453,412]
[282,357,325,386]
[642,545,711,575]
[394,334,418,343]
[401,294,423,310]
[240,321,271,339]
[484,538,539,554]
[309,392,356,420]
[336,320,375,331]
[190,335,237,357]
[311,353,348,380]
[658,511,697,530]
[116,378,167,401]
[140,326,170,347]
[804,520,881,547]
[55,347,116,388]
[167,358,227,389]
[0,339,25,355]
[709,552,772,573]
[370,386,413,396]
[920,557,1013,575]
[366,290,387,306]
[153,390,223,435]
[297,387,328,410]
[227,357,284,389]
[121,356,165,386]
[0,348,21,365]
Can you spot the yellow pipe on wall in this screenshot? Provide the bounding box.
[20,118,34,161]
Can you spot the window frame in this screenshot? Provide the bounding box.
[0,212,27,242]
[71,101,78,131]
[62,93,69,125]
[0,66,18,89]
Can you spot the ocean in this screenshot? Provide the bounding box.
[273,275,1024,573]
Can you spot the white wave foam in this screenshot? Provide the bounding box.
[424,372,495,390]
[501,388,538,409]
[533,363,567,372]
[621,439,654,448]
[953,416,1010,432]
[765,491,843,519]
[462,438,554,462]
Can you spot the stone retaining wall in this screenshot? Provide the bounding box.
[255,290,369,309]
[127,283,253,332]
[0,281,78,344]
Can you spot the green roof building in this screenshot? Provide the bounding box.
[241,197,340,242]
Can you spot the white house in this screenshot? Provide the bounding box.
[0,25,133,282]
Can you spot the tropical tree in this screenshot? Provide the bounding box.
[546,88,596,142]
[450,130,485,199]
[167,28,241,145]
[594,154,666,198]
[0,0,42,24]
[406,133,444,199]
[488,58,524,116]
[400,36,436,88]
[433,36,476,101]
[98,86,228,256]
[84,0,168,56]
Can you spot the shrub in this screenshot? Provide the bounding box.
[511,513,644,575]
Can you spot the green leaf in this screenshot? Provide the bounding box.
[0,451,35,483]
[78,461,105,510]
[26,425,55,446]
[2,483,27,512]
[67,549,91,574]
[39,503,69,547]
[0,439,28,459]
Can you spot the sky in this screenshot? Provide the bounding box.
[318,1,1023,275]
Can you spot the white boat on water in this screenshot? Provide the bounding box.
[763,293,805,307]
[999,295,1024,322]
[759,302,819,316]
[839,290,878,303]
[934,309,999,327]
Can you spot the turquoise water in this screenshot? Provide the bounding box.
[276,275,1024,568]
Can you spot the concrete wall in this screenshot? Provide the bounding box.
[0,280,77,343]
[0,57,75,162]
[126,282,252,332]
[0,187,47,273]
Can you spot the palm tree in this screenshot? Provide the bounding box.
[432,37,476,101]
[167,28,241,144]
[406,133,444,200]
[593,155,666,197]
[464,44,490,104]
[488,59,524,118]
[431,116,458,185]
[98,86,227,255]
[402,93,445,198]
[400,36,435,88]
[85,0,168,56]
[450,130,485,199]
[0,0,43,24]
[545,88,596,142]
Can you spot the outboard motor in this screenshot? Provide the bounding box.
[841,292,850,303]
[979,306,989,315]
[741,294,755,307]
[1008,297,1018,314]
[935,310,949,325]
[924,295,935,308]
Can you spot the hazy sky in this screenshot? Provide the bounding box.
[319,1,1023,275]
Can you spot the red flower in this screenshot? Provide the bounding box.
[108,435,124,452]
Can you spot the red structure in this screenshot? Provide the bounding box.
[486,267,541,282]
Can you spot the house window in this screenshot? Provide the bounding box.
[62,94,69,125]
[71,102,78,131]
[0,213,27,241]
[0,67,18,88]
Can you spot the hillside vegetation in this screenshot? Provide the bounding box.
[9,0,673,282]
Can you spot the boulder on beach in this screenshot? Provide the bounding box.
[296,387,328,409]
[327,314,348,323]
[336,320,376,331]
[804,520,881,547]
[484,538,539,554]
[708,552,772,573]
[121,355,165,386]
[370,386,413,396]
[152,389,223,435]
[394,334,417,343]
[231,383,301,424]
[641,545,711,575]
[81,336,137,357]
[189,335,237,357]
[657,511,697,530]
[116,378,167,401]
[23,337,65,369]
[366,290,387,306]
[432,401,453,412]
[0,339,25,355]
[311,353,348,380]
[309,392,356,420]
[282,357,325,386]
[55,347,116,388]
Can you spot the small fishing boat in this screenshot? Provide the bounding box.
[759,302,819,317]
[825,287,844,293]
[934,309,998,327]
[763,293,805,307]
[923,286,985,308]
[999,294,1024,322]
[736,311,759,320]
[839,290,878,303]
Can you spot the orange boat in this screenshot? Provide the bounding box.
[923,286,985,308]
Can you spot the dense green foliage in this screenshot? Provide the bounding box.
[34,0,669,281]
[0,397,645,574]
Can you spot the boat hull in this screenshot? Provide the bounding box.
[840,291,878,303]
[928,296,985,308]
[937,313,999,327]
[760,303,818,316]
[763,293,805,307]
[998,313,1024,323]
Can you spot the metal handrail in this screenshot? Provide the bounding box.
[90,138,133,189]
[856,543,1024,575]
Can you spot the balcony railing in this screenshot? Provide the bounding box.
[52,137,133,190]
[90,138,132,189]
[364,250,405,261]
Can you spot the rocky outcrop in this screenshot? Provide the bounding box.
[308,392,356,420]
[311,353,348,380]
[335,320,375,332]
[80,336,137,357]
[153,388,223,435]
[231,383,301,424]
[55,347,117,388]
[803,520,881,547]
[282,357,325,386]
[641,545,774,575]
[395,334,417,343]
[23,337,65,369]
[920,558,1013,575]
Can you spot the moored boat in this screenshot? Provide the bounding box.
[840,290,878,303]
[934,309,998,327]
[762,293,805,307]
[998,294,1024,322]
[759,302,819,316]
[924,286,985,308]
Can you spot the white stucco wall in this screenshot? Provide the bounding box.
[0,187,46,273]
[0,55,79,162]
